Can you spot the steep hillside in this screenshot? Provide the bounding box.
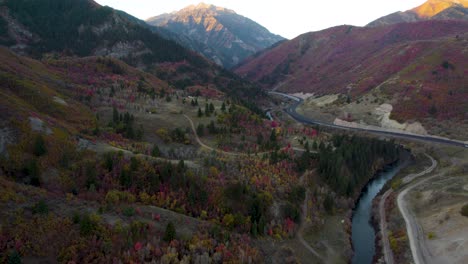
[146,3,285,68]
[0,0,205,66]
[368,0,468,27]
[235,20,468,125]
[0,0,266,113]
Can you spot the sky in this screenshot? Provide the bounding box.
[94,0,427,39]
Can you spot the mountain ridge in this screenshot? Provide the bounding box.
[368,0,468,27]
[146,3,285,68]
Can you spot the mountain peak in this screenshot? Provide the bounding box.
[411,0,468,18]
[146,3,284,68]
[182,2,236,14]
[367,0,468,27]
[195,2,212,9]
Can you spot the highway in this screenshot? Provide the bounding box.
[269,91,468,149]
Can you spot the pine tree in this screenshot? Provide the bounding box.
[198,107,203,117]
[270,129,277,142]
[251,221,258,237]
[112,107,119,124]
[197,124,204,136]
[205,103,210,117]
[163,222,176,242]
[221,102,226,112]
[151,145,160,157]
[209,102,215,113]
[33,134,47,156]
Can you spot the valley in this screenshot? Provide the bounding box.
[0,0,467,263]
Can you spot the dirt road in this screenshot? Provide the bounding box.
[380,154,437,264]
[397,154,438,264]
[183,114,308,157]
[295,172,325,262]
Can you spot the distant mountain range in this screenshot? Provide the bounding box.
[146,3,285,69]
[368,0,468,27]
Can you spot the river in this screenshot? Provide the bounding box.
[351,159,408,264]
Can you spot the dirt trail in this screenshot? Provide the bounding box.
[296,172,325,262]
[183,114,308,157]
[397,154,438,264]
[79,138,198,168]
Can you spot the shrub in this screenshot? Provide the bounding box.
[123,207,135,217]
[105,190,120,205]
[80,213,98,236]
[427,232,435,240]
[32,200,48,215]
[282,203,301,223]
[7,250,21,264]
[461,203,468,217]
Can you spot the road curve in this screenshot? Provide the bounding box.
[397,154,437,264]
[269,92,468,149]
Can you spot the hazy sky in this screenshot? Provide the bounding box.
[94,0,426,39]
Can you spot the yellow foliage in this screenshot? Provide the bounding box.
[105,190,120,204]
[156,128,170,142]
[391,178,402,190]
[222,214,235,229]
[139,191,151,205]
[66,193,74,202]
[427,232,435,240]
[209,166,219,177]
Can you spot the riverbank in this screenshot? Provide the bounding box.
[350,150,411,263]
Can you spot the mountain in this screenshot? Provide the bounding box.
[146,3,285,68]
[368,0,468,27]
[0,0,207,67]
[0,0,265,112]
[235,20,468,127]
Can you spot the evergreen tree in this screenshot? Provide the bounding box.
[151,145,160,157]
[270,129,277,142]
[209,102,215,113]
[205,103,210,117]
[251,221,258,237]
[163,222,176,242]
[221,102,226,112]
[197,124,204,136]
[33,134,47,156]
[198,107,203,117]
[257,133,264,146]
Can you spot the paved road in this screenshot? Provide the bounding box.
[397,154,438,264]
[269,92,468,149]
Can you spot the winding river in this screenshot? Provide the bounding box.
[351,159,408,264]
